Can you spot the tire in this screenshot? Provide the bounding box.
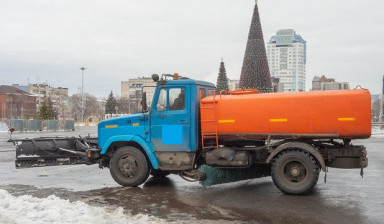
[271,149,320,195]
[151,169,170,178]
[110,146,150,187]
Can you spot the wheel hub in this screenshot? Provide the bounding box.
[118,156,137,177]
[283,161,307,184]
[290,166,301,177]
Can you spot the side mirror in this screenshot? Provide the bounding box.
[142,92,148,112]
[152,74,159,82]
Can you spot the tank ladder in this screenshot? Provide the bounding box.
[200,90,219,150]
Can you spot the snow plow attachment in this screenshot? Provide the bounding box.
[11,137,100,168]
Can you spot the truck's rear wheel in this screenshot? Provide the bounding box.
[110,146,149,187]
[271,150,320,195]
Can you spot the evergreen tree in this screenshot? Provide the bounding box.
[36,101,49,120]
[46,97,58,119]
[105,91,117,114]
[36,98,57,120]
[239,2,272,93]
[216,59,229,92]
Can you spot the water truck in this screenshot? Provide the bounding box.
[10,74,370,195]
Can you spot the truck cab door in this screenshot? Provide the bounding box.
[150,85,191,152]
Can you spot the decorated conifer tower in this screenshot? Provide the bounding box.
[239,1,272,92]
[216,59,229,92]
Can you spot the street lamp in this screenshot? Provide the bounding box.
[80,67,86,122]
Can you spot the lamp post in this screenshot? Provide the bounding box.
[80,67,86,122]
[380,94,383,123]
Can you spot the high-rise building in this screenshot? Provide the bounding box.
[267,29,306,92]
[239,1,272,92]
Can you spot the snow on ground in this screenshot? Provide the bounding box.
[371,126,384,137]
[0,123,8,132]
[0,189,165,224]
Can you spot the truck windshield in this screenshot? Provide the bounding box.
[142,85,157,111]
[156,88,167,111]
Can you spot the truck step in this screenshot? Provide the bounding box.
[202,135,218,138]
[203,146,219,149]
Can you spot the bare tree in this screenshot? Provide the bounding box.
[69,94,82,121]
[116,97,130,114]
[70,93,105,121]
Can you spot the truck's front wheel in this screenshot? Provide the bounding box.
[110,146,149,187]
[271,150,320,195]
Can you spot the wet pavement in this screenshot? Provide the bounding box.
[1,127,384,223]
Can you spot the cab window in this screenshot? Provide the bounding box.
[169,88,185,111]
[156,88,167,111]
[199,88,207,98]
[207,88,216,96]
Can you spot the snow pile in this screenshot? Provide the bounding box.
[0,189,164,224]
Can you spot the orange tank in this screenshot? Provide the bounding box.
[200,89,371,141]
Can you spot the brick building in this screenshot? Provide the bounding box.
[0,85,36,119]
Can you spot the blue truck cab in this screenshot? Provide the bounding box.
[97,76,215,186]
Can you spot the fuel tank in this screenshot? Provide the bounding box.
[200,89,371,141]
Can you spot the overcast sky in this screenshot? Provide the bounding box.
[1,0,383,97]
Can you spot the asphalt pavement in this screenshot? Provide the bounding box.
[1,127,383,224]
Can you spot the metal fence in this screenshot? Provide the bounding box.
[9,119,75,131]
[64,120,75,130]
[23,120,42,131]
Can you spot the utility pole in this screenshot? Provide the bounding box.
[381,75,384,123]
[80,67,87,122]
[380,94,383,123]
[382,75,384,95]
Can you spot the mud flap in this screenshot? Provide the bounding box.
[12,137,99,168]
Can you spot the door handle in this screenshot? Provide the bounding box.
[178,120,188,125]
[153,114,166,118]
